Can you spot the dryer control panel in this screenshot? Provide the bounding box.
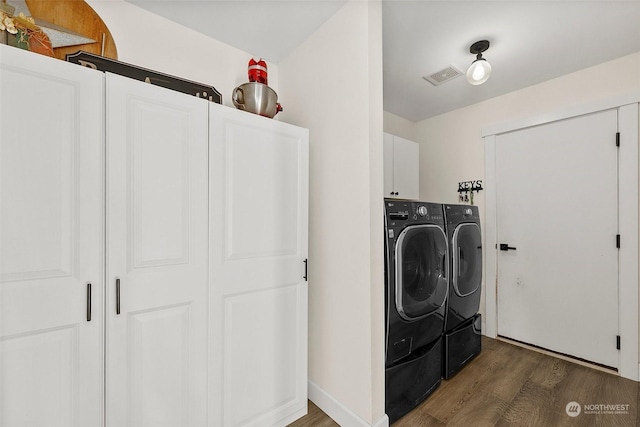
[384,199,445,233]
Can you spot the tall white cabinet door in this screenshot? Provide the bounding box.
[209,103,309,427]
[383,133,419,199]
[392,135,419,200]
[383,133,395,197]
[0,46,104,427]
[106,73,209,427]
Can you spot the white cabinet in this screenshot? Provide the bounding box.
[0,45,104,427]
[383,133,419,199]
[105,73,210,427]
[208,103,309,426]
[0,45,308,427]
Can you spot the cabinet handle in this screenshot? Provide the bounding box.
[87,283,92,322]
[116,278,121,315]
[303,259,308,281]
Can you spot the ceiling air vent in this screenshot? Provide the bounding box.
[422,65,463,86]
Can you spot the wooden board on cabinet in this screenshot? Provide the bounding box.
[26,0,117,60]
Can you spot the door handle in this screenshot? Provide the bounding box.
[87,283,92,322]
[500,243,517,251]
[442,254,447,279]
[116,278,121,315]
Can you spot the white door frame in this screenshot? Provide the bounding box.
[482,92,640,381]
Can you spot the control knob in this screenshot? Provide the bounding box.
[417,206,428,217]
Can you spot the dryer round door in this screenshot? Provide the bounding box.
[395,224,448,320]
[452,223,482,297]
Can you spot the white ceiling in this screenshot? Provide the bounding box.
[126,0,640,122]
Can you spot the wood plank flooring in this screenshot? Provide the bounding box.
[288,337,639,426]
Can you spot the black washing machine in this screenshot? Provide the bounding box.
[442,204,482,379]
[384,199,448,423]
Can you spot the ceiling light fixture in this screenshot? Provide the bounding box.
[466,40,491,85]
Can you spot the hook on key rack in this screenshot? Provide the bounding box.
[458,180,483,204]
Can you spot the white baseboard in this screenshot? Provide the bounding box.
[279,407,308,426]
[308,380,389,427]
[371,414,390,427]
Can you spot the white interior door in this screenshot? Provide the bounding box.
[0,46,104,427]
[106,73,209,427]
[209,103,309,427]
[496,109,619,368]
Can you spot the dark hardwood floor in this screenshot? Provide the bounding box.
[289,337,639,426]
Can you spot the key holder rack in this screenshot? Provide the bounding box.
[457,180,483,204]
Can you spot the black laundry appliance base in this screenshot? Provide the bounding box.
[443,314,482,380]
[385,337,442,424]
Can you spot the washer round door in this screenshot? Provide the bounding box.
[452,223,482,297]
[395,224,448,320]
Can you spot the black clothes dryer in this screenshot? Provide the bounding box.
[384,199,448,423]
[442,204,482,379]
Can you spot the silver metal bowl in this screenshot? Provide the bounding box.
[232,82,282,118]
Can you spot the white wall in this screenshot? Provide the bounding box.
[383,111,416,141]
[415,51,640,336]
[279,1,387,426]
[86,0,278,108]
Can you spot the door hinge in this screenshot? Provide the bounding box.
[303,259,308,282]
[616,234,621,249]
[616,335,621,350]
[616,132,620,147]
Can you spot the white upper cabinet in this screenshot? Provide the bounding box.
[105,73,210,427]
[383,133,419,200]
[208,103,309,427]
[0,44,104,427]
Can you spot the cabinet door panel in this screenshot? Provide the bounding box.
[392,136,419,199]
[383,133,395,197]
[0,45,104,427]
[225,123,300,260]
[130,100,191,268]
[223,286,300,426]
[2,326,77,427]
[128,304,192,427]
[209,104,308,427]
[383,133,419,199]
[106,73,209,427]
